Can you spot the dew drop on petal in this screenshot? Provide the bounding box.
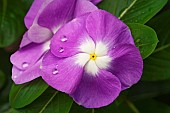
[60,36,68,42]
[22,62,29,68]
[59,47,64,53]
[52,69,59,75]
[13,76,17,79]
[40,65,43,69]
[55,64,58,68]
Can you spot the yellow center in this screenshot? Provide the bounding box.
[90,53,97,60]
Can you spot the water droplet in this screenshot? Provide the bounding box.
[141,11,145,14]
[13,76,17,79]
[59,47,64,53]
[61,36,68,42]
[136,39,140,43]
[55,65,58,68]
[52,69,59,75]
[40,65,43,69]
[22,62,29,68]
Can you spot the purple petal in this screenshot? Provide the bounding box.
[50,15,91,58]
[24,0,44,29]
[12,59,42,84]
[86,10,134,49]
[20,32,32,48]
[38,0,77,32]
[42,51,83,93]
[108,44,143,90]
[10,42,50,70]
[88,0,102,4]
[38,0,98,33]
[28,25,53,43]
[71,70,121,108]
[74,0,98,17]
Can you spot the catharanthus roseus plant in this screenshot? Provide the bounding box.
[2,0,169,112]
[41,10,143,108]
[10,0,100,84]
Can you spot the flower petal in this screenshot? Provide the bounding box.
[70,70,121,108]
[95,56,112,70]
[20,32,32,48]
[38,0,98,33]
[86,10,134,49]
[75,53,90,67]
[50,15,94,58]
[12,59,42,84]
[108,44,143,90]
[84,60,99,75]
[42,51,84,93]
[24,0,45,29]
[10,42,50,70]
[89,0,102,4]
[38,0,77,32]
[74,0,98,17]
[28,25,53,43]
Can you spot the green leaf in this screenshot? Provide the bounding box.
[14,87,73,113]
[142,10,170,81]
[0,0,26,47]
[135,99,170,113]
[98,0,168,24]
[9,78,48,108]
[128,80,170,101]
[0,70,5,89]
[128,23,158,59]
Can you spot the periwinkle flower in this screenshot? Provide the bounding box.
[10,0,100,84]
[41,10,143,108]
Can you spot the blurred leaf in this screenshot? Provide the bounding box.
[21,0,34,11]
[128,23,158,59]
[0,0,27,47]
[0,70,5,89]
[142,9,170,81]
[135,99,170,113]
[98,0,168,24]
[14,87,73,113]
[0,103,11,113]
[156,93,170,105]
[9,78,48,108]
[0,49,12,107]
[128,80,170,101]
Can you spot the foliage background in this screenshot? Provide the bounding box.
[0,0,170,113]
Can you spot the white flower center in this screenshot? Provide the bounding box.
[75,38,112,76]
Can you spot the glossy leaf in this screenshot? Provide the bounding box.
[13,87,73,113]
[98,0,168,24]
[0,0,27,47]
[9,78,48,108]
[128,23,158,59]
[142,10,170,81]
[128,80,170,101]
